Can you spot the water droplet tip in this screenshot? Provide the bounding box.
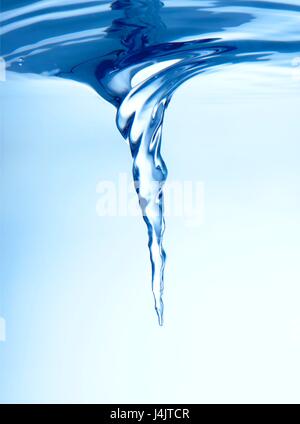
[156,310,164,326]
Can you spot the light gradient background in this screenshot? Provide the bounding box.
[1,64,300,403]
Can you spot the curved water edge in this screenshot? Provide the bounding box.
[1,0,300,325]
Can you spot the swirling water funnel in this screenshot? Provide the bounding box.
[2,0,300,324]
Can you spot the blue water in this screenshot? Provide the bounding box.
[1,0,300,325]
